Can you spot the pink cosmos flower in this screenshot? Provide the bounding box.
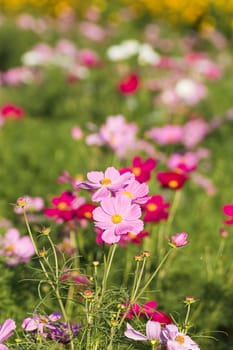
[170,232,188,247]
[147,125,183,145]
[117,179,150,204]
[125,320,161,344]
[174,79,207,106]
[77,166,133,202]
[191,173,216,196]
[184,52,222,80]
[120,156,156,183]
[14,195,44,214]
[168,152,198,173]
[86,115,138,158]
[161,324,200,350]
[79,21,106,42]
[71,126,83,140]
[2,67,33,86]
[0,228,35,265]
[55,39,78,58]
[0,319,16,350]
[22,312,62,335]
[182,119,210,149]
[223,204,233,225]
[79,49,100,67]
[93,195,143,244]
[118,73,140,95]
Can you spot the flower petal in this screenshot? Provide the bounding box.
[124,323,147,341]
[146,320,161,340]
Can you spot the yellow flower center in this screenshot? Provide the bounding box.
[168,180,179,188]
[132,167,141,176]
[57,202,68,210]
[147,203,157,212]
[84,211,92,219]
[175,335,185,344]
[128,232,137,238]
[7,244,14,252]
[101,177,112,185]
[39,317,48,324]
[124,191,133,198]
[111,214,123,224]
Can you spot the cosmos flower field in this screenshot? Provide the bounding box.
[0,3,233,350]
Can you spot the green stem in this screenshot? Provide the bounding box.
[135,249,172,301]
[184,304,191,332]
[99,244,117,304]
[23,209,75,350]
[166,190,182,231]
[131,258,147,302]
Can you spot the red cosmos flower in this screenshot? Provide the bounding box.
[44,191,77,221]
[120,231,149,246]
[142,195,170,223]
[118,73,139,95]
[223,204,233,225]
[156,171,188,190]
[120,156,156,183]
[0,103,24,119]
[76,203,97,220]
[125,300,172,325]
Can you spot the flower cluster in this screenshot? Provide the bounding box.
[125,321,200,349]
[22,312,80,343]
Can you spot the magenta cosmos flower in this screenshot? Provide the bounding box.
[223,204,233,225]
[125,320,161,345]
[120,156,156,183]
[118,73,140,95]
[77,167,133,202]
[142,195,170,222]
[161,324,200,350]
[93,195,143,244]
[0,319,16,350]
[44,191,79,222]
[125,300,172,325]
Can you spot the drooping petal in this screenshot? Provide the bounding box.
[0,319,16,343]
[0,344,9,350]
[124,323,147,341]
[146,321,161,340]
[101,228,120,244]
